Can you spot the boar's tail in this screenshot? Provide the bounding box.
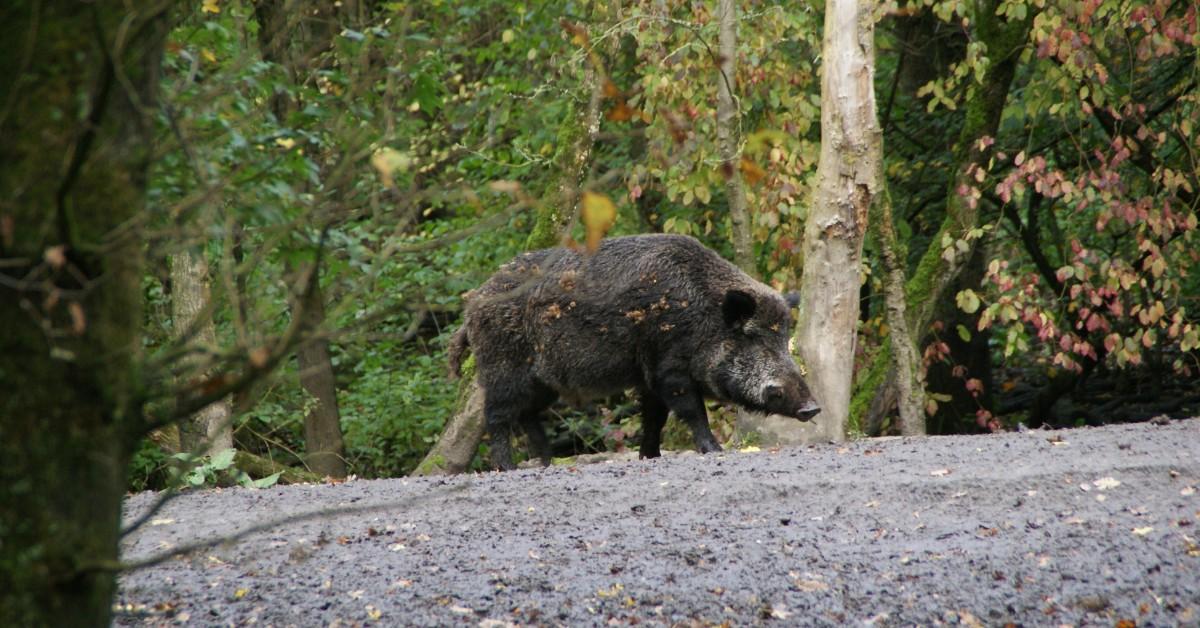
[447,326,470,379]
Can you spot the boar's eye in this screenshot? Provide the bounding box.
[722,289,757,329]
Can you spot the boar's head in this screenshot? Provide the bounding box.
[706,289,820,421]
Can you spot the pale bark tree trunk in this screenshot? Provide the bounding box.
[170,250,235,455]
[415,14,610,476]
[717,0,753,274]
[794,0,881,442]
[412,383,485,475]
[873,189,926,436]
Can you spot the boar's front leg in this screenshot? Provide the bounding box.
[638,391,669,459]
[656,375,721,454]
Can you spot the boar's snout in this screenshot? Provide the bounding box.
[758,378,819,421]
[795,399,820,421]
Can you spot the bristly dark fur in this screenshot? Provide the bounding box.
[452,234,819,470]
[447,326,469,378]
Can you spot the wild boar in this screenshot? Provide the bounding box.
[448,233,820,470]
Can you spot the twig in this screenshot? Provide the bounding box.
[93,483,474,574]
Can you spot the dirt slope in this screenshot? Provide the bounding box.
[117,420,1200,626]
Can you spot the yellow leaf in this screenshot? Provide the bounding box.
[370,148,412,189]
[234,588,248,599]
[739,157,767,185]
[501,29,515,44]
[581,191,617,252]
[201,48,217,63]
[274,137,296,149]
[202,0,220,14]
[1131,527,1154,536]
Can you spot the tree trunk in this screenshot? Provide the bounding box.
[873,189,926,436]
[253,0,349,478]
[525,62,606,250]
[849,1,1032,429]
[901,9,1031,344]
[296,278,348,477]
[794,0,881,442]
[170,250,235,455]
[416,28,609,476]
[0,2,167,625]
[412,382,486,475]
[716,0,753,274]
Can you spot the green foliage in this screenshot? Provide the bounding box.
[130,0,1199,483]
[128,438,171,493]
[170,449,282,489]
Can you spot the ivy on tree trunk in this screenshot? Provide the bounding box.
[850,0,1033,430]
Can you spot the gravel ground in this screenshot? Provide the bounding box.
[117,419,1200,626]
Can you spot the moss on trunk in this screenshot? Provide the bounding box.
[849,1,1032,429]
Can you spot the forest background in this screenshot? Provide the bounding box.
[0,0,1196,621]
[7,0,1200,485]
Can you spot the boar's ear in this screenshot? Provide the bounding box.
[722,289,757,329]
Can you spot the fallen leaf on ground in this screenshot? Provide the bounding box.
[1132,527,1154,536]
[930,469,951,477]
[1093,477,1121,490]
[596,583,624,598]
[791,578,829,592]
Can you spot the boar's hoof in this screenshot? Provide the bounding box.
[639,446,662,460]
[697,439,722,454]
[490,453,517,472]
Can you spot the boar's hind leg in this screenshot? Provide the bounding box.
[520,385,557,466]
[638,392,668,459]
[484,401,519,471]
[656,378,721,454]
[485,382,557,471]
[521,416,551,467]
